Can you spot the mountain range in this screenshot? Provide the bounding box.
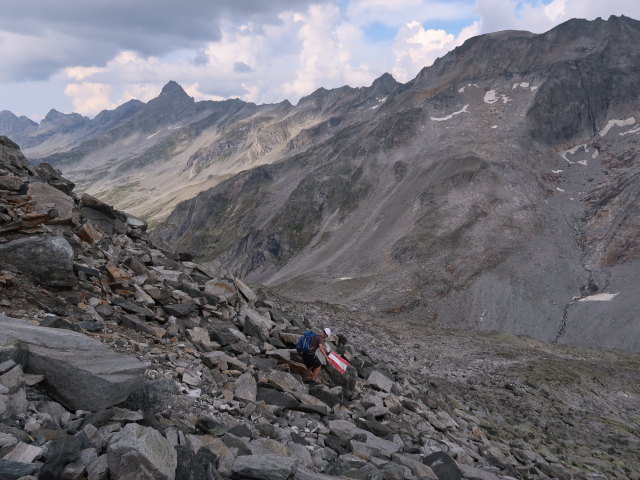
[2,15,639,353]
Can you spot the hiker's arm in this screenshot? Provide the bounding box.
[318,343,329,360]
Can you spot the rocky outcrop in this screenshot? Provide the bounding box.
[0,315,145,411]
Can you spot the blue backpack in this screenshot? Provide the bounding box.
[296,330,316,354]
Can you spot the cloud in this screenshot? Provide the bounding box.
[0,0,318,82]
[3,0,640,119]
[392,20,479,82]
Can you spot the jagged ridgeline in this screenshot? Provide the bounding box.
[1,135,640,479]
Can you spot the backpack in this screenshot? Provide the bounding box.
[296,330,317,354]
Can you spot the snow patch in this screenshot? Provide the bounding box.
[520,82,530,88]
[592,149,599,159]
[561,144,588,163]
[168,125,182,130]
[502,95,511,104]
[531,86,538,91]
[484,90,497,104]
[147,130,160,139]
[552,169,563,173]
[338,277,353,281]
[578,160,588,166]
[600,117,635,136]
[431,104,469,122]
[578,293,619,302]
[620,125,640,136]
[491,125,498,129]
[556,187,565,192]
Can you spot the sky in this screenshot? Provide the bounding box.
[1,0,639,121]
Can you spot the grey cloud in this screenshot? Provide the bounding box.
[0,0,318,81]
[233,61,254,73]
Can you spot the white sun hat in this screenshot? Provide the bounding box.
[324,327,332,336]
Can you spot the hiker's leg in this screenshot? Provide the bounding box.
[310,366,321,381]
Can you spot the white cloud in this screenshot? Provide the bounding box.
[3,0,640,119]
[392,20,479,82]
[64,83,114,115]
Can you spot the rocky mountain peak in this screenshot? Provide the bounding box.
[41,108,89,129]
[159,80,190,99]
[369,73,400,96]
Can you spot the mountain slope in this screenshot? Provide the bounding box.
[2,78,400,226]
[152,16,640,353]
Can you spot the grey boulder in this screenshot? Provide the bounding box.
[0,315,145,411]
[107,423,177,480]
[231,454,298,480]
[0,235,76,287]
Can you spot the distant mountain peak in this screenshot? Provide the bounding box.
[160,81,189,98]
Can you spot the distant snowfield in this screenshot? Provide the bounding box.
[561,144,590,163]
[484,90,497,104]
[579,293,619,302]
[552,169,562,173]
[431,104,469,122]
[620,125,640,136]
[338,277,353,281]
[147,130,160,139]
[600,117,635,136]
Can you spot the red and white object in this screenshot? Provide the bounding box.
[327,352,350,374]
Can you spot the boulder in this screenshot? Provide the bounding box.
[423,451,462,480]
[0,235,76,287]
[107,424,177,480]
[234,372,257,403]
[0,459,37,480]
[367,371,393,393]
[0,315,145,411]
[231,454,298,480]
[27,181,75,224]
[243,309,275,341]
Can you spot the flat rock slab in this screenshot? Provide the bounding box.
[0,315,145,411]
[0,458,37,480]
[232,454,298,480]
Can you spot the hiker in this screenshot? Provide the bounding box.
[297,328,331,384]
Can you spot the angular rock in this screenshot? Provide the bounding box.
[0,315,145,411]
[0,235,76,287]
[233,277,257,304]
[423,451,462,480]
[164,303,197,317]
[87,454,109,480]
[28,181,75,224]
[0,459,37,480]
[392,453,438,479]
[367,371,393,393]
[231,454,298,480]
[107,423,177,480]
[1,442,42,463]
[234,372,257,403]
[256,387,300,409]
[243,309,274,341]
